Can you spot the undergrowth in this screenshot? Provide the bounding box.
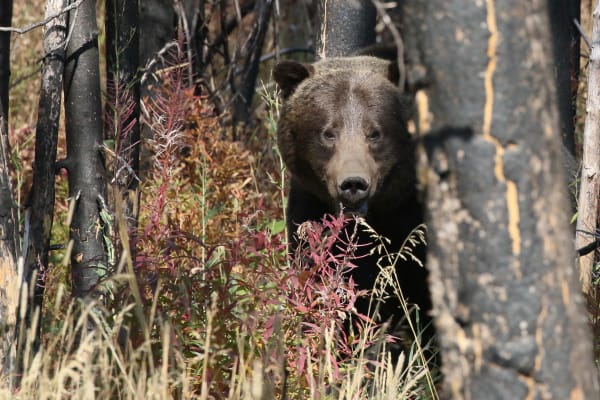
[5,42,437,399]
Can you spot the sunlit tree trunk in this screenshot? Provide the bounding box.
[576,2,600,295]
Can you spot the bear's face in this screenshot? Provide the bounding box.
[274,57,415,217]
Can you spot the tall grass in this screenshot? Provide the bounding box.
[3,42,438,399]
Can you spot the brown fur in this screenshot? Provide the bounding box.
[273,56,432,359]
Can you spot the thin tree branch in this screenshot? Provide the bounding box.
[574,18,592,50]
[372,0,405,88]
[0,0,84,35]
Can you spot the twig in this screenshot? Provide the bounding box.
[140,41,180,85]
[574,18,592,50]
[372,0,406,88]
[174,0,195,88]
[575,229,600,256]
[0,0,84,34]
[577,240,599,256]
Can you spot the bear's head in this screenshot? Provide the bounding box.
[274,56,416,217]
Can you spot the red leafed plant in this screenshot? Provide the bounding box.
[131,42,389,398]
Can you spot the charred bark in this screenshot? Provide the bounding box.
[316,0,376,59]
[106,0,140,259]
[0,0,18,380]
[548,0,579,154]
[63,0,109,300]
[16,0,68,376]
[0,101,18,378]
[0,0,11,126]
[400,0,599,398]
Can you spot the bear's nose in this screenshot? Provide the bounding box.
[338,177,370,207]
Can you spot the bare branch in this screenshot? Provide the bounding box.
[574,18,592,50]
[372,0,405,88]
[0,0,84,35]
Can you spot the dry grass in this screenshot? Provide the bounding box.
[4,1,439,398]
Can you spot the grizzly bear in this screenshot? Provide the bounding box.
[273,56,432,357]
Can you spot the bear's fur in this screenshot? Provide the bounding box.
[273,56,432,355]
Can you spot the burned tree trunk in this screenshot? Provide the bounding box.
[0,0,18,378]
[0,0,11,126]
[106,0,140,259]
[0,102,19,377]
[316,0,375,59]
[63,0,109,301]
[400,0,599,398]
[17,0,68,374]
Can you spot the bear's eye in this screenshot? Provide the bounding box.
[322,129,336,142]
[367,130,381,141]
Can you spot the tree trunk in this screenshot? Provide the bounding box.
[63,0,109,300]
[0,0,18,381]
[400,0,599,398]
[0,0,11,125]
[547,0,580,155]
[232,0,273,133]
[316,0,375,59]
[17,0,68,376]
[0,102,19,380]
[106,0,140,261]
[577,2,600,295]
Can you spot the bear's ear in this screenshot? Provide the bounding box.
[387,60,402,88]
[273,60,315,98]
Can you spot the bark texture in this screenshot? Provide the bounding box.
[576,2,600,294]
[64,0,109,299]
[400,0,599,398]
[0,101,18,377]
[547,0,579,154]
[316,0,375,59]
[0,0,18,378]
[17,0,68,372]
[0,0,11,125]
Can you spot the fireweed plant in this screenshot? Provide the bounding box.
[9,40,437,398]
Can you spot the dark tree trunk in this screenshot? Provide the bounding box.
[400,0,599,398]
[548,0,580,154]
[63,0,109,300]
[106,0,140,258]
[138,0,175,178]
[0,0,11,126]
[17,0,68,376]
[139,0,175,71]
[0,102,18,378]
[232,0,273,132]
[0,0,18,380]
[316,0,376,59]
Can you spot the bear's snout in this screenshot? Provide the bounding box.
[338,176,370,213]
